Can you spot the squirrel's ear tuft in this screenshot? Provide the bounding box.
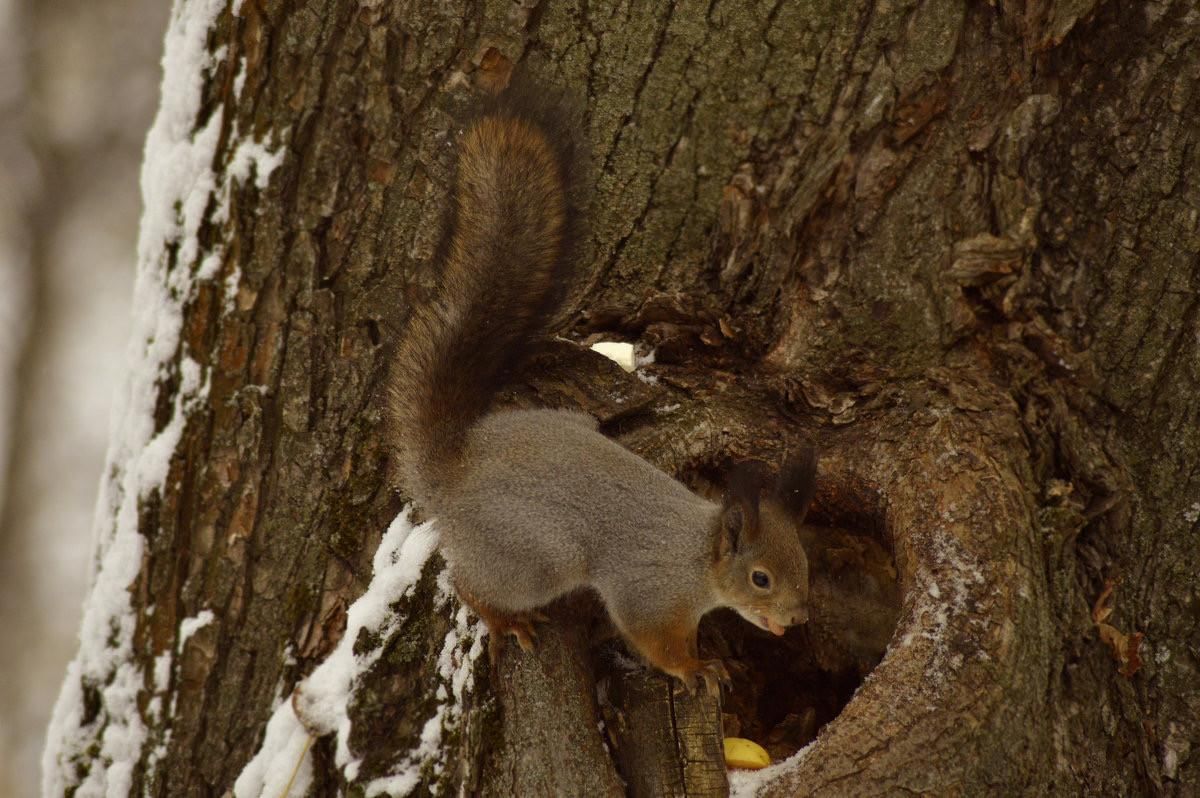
[774,448,818,523]
[719,462,765,557]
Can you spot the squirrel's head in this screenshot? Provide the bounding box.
[711,451,817,635]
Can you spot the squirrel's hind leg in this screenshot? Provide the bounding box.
[617,613,731,698]
[455,581,548,661]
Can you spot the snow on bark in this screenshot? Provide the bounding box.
[728,741,814,798]
[176,609,215,651]
[40,0,282,795]
[231,696,315,798]
[892,526,990,689]
[234,511,484,798]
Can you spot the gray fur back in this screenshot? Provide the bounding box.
[434,408,721,620]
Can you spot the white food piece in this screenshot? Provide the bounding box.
[590,341,637,372]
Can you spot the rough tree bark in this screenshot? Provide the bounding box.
[44,0,1199,796]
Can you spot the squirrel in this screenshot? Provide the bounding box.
[387,80,817,696]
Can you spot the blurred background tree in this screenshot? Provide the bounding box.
[0,0,165,794]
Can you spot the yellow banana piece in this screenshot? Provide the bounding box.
[723,737,771,770]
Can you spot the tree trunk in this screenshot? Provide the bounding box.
[44,0,1199,796]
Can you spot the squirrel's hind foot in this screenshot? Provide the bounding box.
[460,590,548,662]
[491,609,548,655]
[622,622,731,698]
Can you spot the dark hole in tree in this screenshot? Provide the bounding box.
[510,345,902,763]
[699,493,901,761]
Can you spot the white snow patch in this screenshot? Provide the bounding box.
[236,509,484,797]
[137,355,208,492]
[178,609,215,651]
[232,62,247,97]
[196,250,222,280]
[223,263,243,312]
[228,138,284,190]
[232,699,314,798]
[363,599,485,796]
[206,125,283,312]
[152,652,172,694]
[635,371,660,385]
[41,0,283,793]
[1183,502,1200,524]
[294,512,439,753]
[728,741,814,798]
[145,649,175,781]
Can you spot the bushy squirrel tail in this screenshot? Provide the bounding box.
[388,80,584,505]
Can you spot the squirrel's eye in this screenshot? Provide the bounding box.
[751,570,771,589]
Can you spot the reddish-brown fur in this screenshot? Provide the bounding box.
[387,89,582,510]
[623,607,731,696]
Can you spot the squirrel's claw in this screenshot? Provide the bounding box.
[677,659,730,698]
[698,659,731,698]
[483,609,545,661]
[509,621,538,653]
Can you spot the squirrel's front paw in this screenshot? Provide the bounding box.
[679,659,730,698]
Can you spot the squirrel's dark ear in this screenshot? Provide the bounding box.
[718,462,764,558]
[774,448,818,523]
[716,503,745,560]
